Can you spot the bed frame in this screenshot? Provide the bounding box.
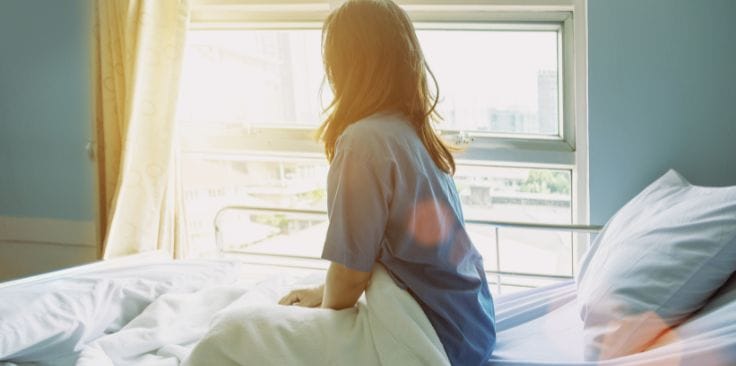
[0,207,602,294]
[214,206,603,293]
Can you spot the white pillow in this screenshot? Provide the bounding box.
[576,169,736,361]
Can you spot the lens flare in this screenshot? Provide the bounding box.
[407,200,453,247]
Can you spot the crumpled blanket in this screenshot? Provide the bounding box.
[77,264,449,366]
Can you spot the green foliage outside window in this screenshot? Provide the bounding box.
[521,170,571,195]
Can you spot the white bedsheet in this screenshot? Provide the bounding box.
[489,278,736,366]
[2,258,735,366]
[490,281,585,364]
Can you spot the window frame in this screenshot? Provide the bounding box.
[182,0,591,246]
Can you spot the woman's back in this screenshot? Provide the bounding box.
[321,112,496,365]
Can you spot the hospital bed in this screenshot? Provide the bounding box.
[1,207,734,365]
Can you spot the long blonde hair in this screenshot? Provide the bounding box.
[318,0,456,174]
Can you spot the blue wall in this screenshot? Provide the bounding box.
[2,0,735,226]
[0,0,94,221]
[588,0,736,224]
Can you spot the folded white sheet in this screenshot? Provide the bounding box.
[183,264,449,366]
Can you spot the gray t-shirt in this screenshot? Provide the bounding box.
[321,112,496,365]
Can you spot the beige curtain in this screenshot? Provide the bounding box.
[93,0,190,259]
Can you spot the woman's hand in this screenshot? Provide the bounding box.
[278,284,324,307]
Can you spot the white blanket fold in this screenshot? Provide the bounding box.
[184,264,449,366]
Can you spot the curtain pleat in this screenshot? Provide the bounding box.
[94,0,191,259]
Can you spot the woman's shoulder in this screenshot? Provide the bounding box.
[336,112,413,161]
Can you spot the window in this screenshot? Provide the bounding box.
[178,0,589,294]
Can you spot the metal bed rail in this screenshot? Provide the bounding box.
[214,205,602,293]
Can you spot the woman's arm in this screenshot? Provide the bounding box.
[277,262,372,308]
[321,261,372,310]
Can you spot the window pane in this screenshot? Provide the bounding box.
[498,228,573,277]
[176,29,560,137]
[467,226,573,279]
[176,30,325,127]
[183,157,574,275]
[181,153,328,257]
[220,211,328,258]
[454,165,572,224]
[418,30,559,135]
[456,165,573,278]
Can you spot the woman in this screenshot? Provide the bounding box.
[279,0,496,364]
